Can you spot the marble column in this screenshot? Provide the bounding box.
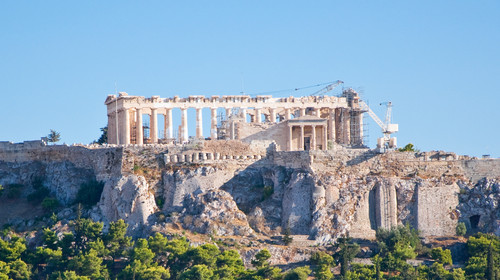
[328,108,335,143]
[270,108,277,123]
[136,108,143,145]
[285,108,291,120]
[122,108,130,145]
[288,126,293,151]
[196,108,203,139]
[311,125,316,150]
[150,108,158,144]
[107,113,117,144]
[323,125,327,150]
[299,125,304,151]
[314,108,321,117]
[163,113,167,139]
[211,108,217,139]
[166,108,173,139]
[256,108,262,123]
[241,108,247,122]
[181,108,188,143]
[300,108,306,117]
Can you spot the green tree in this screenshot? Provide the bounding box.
[105,219,132,261]
[450,268,466,280]
[179,264,213,280]
[42,197,60,212]
[215,249,245,279]
[7,259,30,280]
[0,237,26,262]
[132,239,155,265]
[431,247,452,265]
[0,261,10,280]
[486,243,495,280]
[68,249,108,279]
[73,218,103,254]
[32,247,63,277]
[251,249,271,268]
[42,228,60,250]
[456,222,467,236]
[95,126,108,145]
[283,266,311,280]
[310,252,333,280]
[47,129,61,144]
[345,263,377,280]
[372,254,383,280]
[61,271,90,280]
[88,238,109,258]
[333,236,360,277]
[75,180,105,208]
[60,233,76,258]
[282,227,293,246]
[465,233,500,279]
[121,260,170,280]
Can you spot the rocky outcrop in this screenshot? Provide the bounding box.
[458,179,500,235]
[97,175,157,228]
[179,190,254,236]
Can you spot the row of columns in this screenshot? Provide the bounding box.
[287,124,328,151]
[110,106,355,146]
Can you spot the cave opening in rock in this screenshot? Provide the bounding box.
[469,215,480,229]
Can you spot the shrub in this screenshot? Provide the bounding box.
[262,185,274,201]
[284,266,311,280]
[431,247,453,265]
[398,143,419,152]
[6,184,24,199]
[42,197,60,212]
[282,227,293,246]
[27,186,50,204]
[75,180,104,207]
[155,197,164,209]
[456,222,467,236]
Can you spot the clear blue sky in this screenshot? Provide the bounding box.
[1,1,499,157]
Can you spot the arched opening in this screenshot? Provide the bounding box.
[469,215,480,229]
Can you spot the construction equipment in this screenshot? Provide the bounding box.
[359,100,398,151]
[310,80,344,96]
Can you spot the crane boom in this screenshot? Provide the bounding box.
[310,80,344,96]
[359,101,386,130]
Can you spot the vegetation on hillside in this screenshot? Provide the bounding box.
[0,219,499,280]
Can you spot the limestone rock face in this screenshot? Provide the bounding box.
[282,172,314,234]
[458,179,500,234]
[98,175,157,227]
[162,166,237,211]
[180,190,254,236]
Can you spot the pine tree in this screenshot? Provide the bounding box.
[486,243,495,280]
[282,227,293,246]
[47,130,61,144]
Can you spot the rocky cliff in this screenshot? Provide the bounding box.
[1,140,500,248]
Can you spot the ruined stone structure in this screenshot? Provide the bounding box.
[104,89,365,150]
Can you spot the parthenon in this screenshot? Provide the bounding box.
[104,89,366,151]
